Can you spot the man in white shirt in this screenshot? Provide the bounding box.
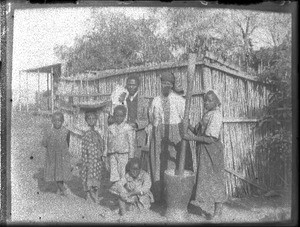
[147,72,193,203]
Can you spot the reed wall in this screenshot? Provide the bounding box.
[57,59,276,197]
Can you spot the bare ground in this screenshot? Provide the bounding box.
[10,112,292,224]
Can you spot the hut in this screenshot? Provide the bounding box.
[56,53,276,198]
[18,63,62,116]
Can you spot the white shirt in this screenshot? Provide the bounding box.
[128,91,138,102]
[202,107,222,139]
[149,91,185,126]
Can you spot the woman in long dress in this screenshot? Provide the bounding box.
[183,90,226,219]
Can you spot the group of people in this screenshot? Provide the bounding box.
[41,72,226,219]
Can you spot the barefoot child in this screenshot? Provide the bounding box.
[80,110,105,204]
[41,112,72,196]
[104,105,135,183]
[183,90,226,219]
[109,158,154,216]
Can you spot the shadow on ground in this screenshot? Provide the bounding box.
[33,168,119,211]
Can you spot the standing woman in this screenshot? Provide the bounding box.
[183,90,226,219]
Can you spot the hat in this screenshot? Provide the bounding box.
[161,72,175,85]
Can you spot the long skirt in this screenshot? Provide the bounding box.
[148,124,193,202]
[194,140,226,211]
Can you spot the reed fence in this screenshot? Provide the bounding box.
[57,56,285,198]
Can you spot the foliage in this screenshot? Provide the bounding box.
[255,33,292,187]
[55,8,291,77]
[257,36,292,130]
[54,10,174,75]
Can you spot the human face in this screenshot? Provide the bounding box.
[126,79,138,96]
[204,94,217,111]
[86,113,97,127]
[129,163,141,179]
[114,109,126,125]
[119,92,127,103]
[161,81,173,97]
[52,114,64,129]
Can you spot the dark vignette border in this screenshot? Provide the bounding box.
[1,0,8,223]
[0,0,298,226]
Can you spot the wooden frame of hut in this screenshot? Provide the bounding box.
[57,54,276,198]
[19,63,62,116]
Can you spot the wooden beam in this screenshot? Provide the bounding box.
[37,70,40,110]
[58,59,267,85]
[26,72,29,112]
[18,71,21,111]
[51,68,54,113]
[47,73,49,110]
[223,118,259,123]
[176,52,197,176]
[225,168,269,192]
[56,92,111,97]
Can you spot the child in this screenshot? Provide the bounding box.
[109,158,154,216]
[108,85,129,125]
[104,105,135,183]
[183,90,226,220]
[80,110,105,204]
[41,111,72,196]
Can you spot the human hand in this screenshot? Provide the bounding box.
[144,124,153,135]
[182,132,195,141]
[126,122,137,129]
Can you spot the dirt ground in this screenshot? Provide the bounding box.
[9,112,292,224]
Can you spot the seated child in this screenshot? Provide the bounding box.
[80,110,105,204]
[109,158,154,216]
[104,105,135,183]
[41,111,72,196]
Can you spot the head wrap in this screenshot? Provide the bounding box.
[161,72,175,85]
[173,84,185,95]
[204,89,221,107]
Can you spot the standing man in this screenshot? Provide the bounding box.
[148,72,193,203]
[125,75,150,158]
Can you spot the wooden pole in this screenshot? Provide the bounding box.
[47,73,49,110]
[51,68,54,113]
[26,72,29,112]
[176,52,197,176]
[37,70,40,111]
[18,71,21,112]
[225,168,269,193]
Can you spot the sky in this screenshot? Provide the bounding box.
[12,7,148,106]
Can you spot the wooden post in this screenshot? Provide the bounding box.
[47,73,49,110]
[51,67,54,113]
[18,71,22,112]
[26,71,29,112]
[176,52,197,176]
[37,70,40,111]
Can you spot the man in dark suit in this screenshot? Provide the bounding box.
[125,75,151,159]
[125,75,149,130]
